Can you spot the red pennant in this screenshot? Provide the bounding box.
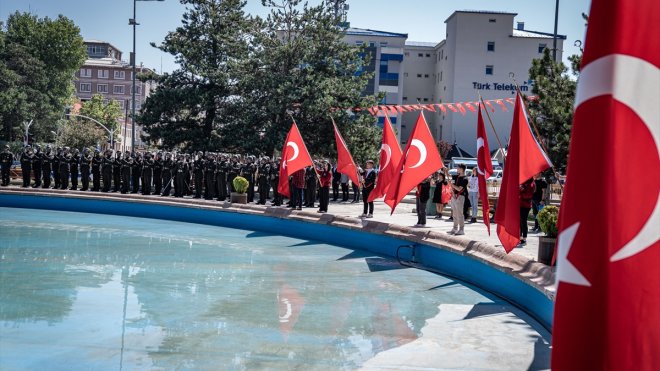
[369,115,403,202]
[277,122,314,197]
[446,104,457,112]
[437,104,447,114]
[465,102,477,112]
[456,103,467,115]
[484,100,495,112]
[495,99,508,112]
[505,98,515,105]
[552,0,660,369]
[494,92,552,252]
[333,120,360,187]
[385,113,443,213]
[396,105,405,113]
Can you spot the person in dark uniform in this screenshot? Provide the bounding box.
[32,144,42,188]
[304,165,317,207]
[0,145,13,186]
[331,164,340,201]
[257,157,271,205]
[20,146,34,188]
[69,148,80,190]
[52,147,61,189]
[91,150,102,191]
[120,151,132,194]
[161,152,173,196]
[270,158,282,206]
[361,160,377,218]
[217,154,229,200]
[174,154,188,198]
[112,151,122,192]
[131,152,143,193]
[241,156,256,203]
[59,147,71,190]
[351,169,361,204]
[318,160,332,213]
[41,146,53,188]
[101,150,113,192]
[184,153,193,196]
[79,148,92,191]
[153,151,163,195]
[227,155,240,193]
[141,152,154,195]
[204,153,216,200]
[193,151,205,199]
[415,177,432,227]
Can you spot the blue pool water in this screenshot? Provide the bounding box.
[0,207,550,370]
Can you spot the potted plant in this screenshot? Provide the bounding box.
[230,176,249,204]
[537,205,559,265]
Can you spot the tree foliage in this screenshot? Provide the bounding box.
[58,121,106,150]
[59,94,122,149]
[0,12,86,142]
[139,0,381,163]
[526,48,579,173]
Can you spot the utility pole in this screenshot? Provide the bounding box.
[552,0,560,62]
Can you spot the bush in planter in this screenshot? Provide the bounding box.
[538,205,559,238]
[233,176,249,194]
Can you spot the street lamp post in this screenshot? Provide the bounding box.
[23,120,34,146]
[552,0,560,62]
[130,0,164,154]
[66,113,114,149]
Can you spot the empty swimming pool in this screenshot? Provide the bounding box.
[0,207,550,370]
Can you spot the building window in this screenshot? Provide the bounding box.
[380,41,388,47]
[418,53,423,57]
[79,83,91,93]
[424,74,429,78]
[538,43,547,53]
[486,65,494,75]
[114,71,125,79]
[425,53,431,57]
[441,50,444,59]
[417,74,422,78]
[131,85,142,95]
[423,98,429,102]
[80,68,92,78]
[97,84,108,93]
[417,97,422,102]
[403,96,408,101]
[489,18,496,23]
[117,100,124,110]
[404,52,409,56]
[98,70,109,79]
[369,41,375,47]
[440,71,443,81]
[355,40,363,46]
[113,85,125,94]
[404,72,409,77]
[487,41,495,52]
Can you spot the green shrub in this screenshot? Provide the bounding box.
[538,205,559,238]
[233,176,249,194]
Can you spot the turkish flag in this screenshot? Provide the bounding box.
[476,103,494,235]
[551,0,660,370]
[368,115,402,202]
[277,122,314,198]
[332,120,360,187]
[385,112,443,213]
[494,92,551,252]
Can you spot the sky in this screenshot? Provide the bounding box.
[1,0,591,74]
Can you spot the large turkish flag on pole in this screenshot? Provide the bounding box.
[277,122,314,198]
[369,115,402,203]
[332,119,360,187]
[476,103,494,235]
[551,0,660,370]
[494,92,552,252]
[385,112,443,213]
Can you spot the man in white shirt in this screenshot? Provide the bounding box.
[468,167,479,223]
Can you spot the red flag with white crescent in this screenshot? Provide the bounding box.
[369,115,403,202]
[476,103,493,234]
[551,0,660,369]
[277,122,314,198]
[332,120,360,187]
[384,112,443,213]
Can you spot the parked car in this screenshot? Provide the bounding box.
[487,169,503,183]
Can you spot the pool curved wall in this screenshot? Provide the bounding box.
[0,191,555,330]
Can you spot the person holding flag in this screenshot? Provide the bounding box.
[476,102,494,234]
[277,121,315,211]
[369,115,402,206]
[361,160,377,218]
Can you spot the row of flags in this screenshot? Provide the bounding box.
[277,0,659,367]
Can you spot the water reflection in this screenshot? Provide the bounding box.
[0,208,542,370]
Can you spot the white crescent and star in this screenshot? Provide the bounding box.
[380,144,392,170]
[557,53,660,286]
[408,139,427,169]
[476,137,486,175]
[283,141,299,169]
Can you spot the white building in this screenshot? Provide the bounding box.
[396,10,565,152]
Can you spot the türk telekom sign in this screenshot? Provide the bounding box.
[472,82,530,92]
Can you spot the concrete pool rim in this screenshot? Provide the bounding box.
[0,188,556,331]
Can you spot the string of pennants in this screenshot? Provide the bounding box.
[364,95,538,116]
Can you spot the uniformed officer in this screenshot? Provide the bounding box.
[131,152,143,193]
[0,145,13,186]
[304,164,318,207]
[91,149,102,191]
[153,151,163,195]
[112,151,122,192]
[142,152,154,195]
[79,148,92,191]
[193,151,205,199]
[41,146,53,189]
[101,150,113,192]
[59,147,71,190]
[257,156,271,205]
[20,145,34,188]
[120,151,132,194]
[216,154,229,201]
[69,148,80,190]
[52,147,62,189]
[184,153,193,196]
[227,155,240,193]
[32,144,42,188]
[161,152,173,196]
[270,158,282,206]
[204,153,216,200]
[174,154,188,198]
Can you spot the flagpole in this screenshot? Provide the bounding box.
[509,73,565,190]
[477,91,505,151]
